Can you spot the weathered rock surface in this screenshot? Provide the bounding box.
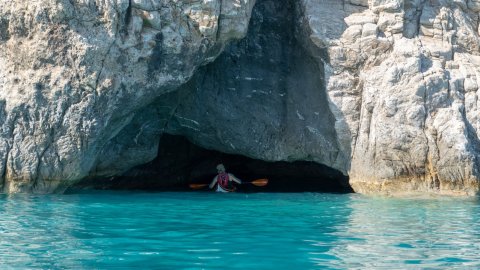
[1,0,480,195]
[299,0,480,195]
[0,0,255,193]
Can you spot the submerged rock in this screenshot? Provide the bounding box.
[1,0,480,195]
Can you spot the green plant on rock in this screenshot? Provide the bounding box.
[142,18,153,28]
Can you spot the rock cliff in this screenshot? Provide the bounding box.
[1,0,480,195]
[0,0,256,192]
[303,0,480,195]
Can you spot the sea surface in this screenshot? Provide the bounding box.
[0,192,479,269]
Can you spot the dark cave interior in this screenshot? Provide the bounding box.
[74,135,352,193]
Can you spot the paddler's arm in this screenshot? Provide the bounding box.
[209,176,218,189]
[229,174,242,184]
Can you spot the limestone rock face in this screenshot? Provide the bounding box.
[298,0,480,195]
[0,0,255,193]
[108,0,480,196]
[94,0,345,183]
[1,0,480,195]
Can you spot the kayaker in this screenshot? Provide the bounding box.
[209,164,242,192]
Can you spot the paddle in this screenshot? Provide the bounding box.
[247,178,269,186]
[189,178,269,190]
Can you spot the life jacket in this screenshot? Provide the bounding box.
[217,173,235,192]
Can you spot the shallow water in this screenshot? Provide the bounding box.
[0,192,479,269]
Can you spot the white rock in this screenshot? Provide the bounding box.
[1,0,480,196]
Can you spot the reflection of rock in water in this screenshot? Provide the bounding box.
[325,197,480,267]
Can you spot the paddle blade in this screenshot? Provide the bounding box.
[250,179,269,187]
[189,183,208,190]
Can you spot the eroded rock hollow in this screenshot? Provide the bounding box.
[72,134,351,192]
[1,0,480,195]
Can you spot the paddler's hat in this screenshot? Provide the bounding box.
[216,164,226,173]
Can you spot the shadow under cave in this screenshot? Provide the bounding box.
[73,135,352,193]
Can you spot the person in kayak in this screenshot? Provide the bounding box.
[209,164,242,192]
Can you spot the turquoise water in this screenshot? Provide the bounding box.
[0,192,479,269]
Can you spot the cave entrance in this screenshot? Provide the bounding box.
[103,135,352,193]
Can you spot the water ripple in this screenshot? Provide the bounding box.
[0,192,479,269]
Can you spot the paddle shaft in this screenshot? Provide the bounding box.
[189,178,268,189]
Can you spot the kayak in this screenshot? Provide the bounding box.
[215,184,236,192]
[189,179,268,191]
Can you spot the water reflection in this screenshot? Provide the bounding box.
[0,193,479,269]
[316,196,480,268]
[0,194,99,269]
